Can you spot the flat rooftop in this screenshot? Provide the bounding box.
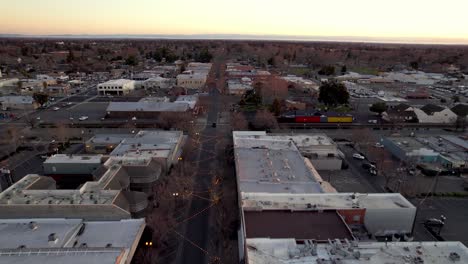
[98,79,134,86]
[86,134,133,145]
[247,239,468,264]
[245,210,353,240]
[0,175,120,206]
[106,102,189,112]
[0,218,144,264]
[235,147,323,194]
[242,193,415,211]
[233,132,323,194]
[44,154,103,164]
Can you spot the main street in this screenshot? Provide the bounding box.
[177,59,224,264]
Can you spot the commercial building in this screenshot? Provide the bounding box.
[44,155,103,175]
[85,134,133,154]
[106,101,189,119]
[0,174,147,220]
[234,131,419,262]
[0,218,145,264]
[141,76,173,89]
[97,79,135,96]
[109,130,186,173]
[174,94,199,109]
[382,135,468,169]
[0,95,39,111]
[176,62,212,89]
[233,131,325,196]
[243,193,416,238]
[382,136,439,163]
[86,131,186,173]
[247,239,468,264]
[227,78,253,95]
[176,72,208,89]
[234,132,343,171]
[43,154,103,188]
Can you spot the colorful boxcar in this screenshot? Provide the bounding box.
[327,116,353,123]
[295,116,321,123]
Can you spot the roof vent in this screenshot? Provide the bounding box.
[449,252,461,262]
[28,221,38,230]
[48,233,58,243]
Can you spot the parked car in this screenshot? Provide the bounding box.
[368,119,378,124]
[362,163,376,170]
[369,168,377,176]
[374,142,384,148]
[53,107,60,111]
[352,153,365,160]
[78,116,88,121]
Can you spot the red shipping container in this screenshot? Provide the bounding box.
[295,116,320,123]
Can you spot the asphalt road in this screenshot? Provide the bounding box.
[178,71,221,263]
[411,197,468,246]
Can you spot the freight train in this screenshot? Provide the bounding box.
[279,110,354,123]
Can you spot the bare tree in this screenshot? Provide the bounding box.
[230,112,248,131]
[253,110,278,130]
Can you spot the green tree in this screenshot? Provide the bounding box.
[318,65,335,76]
[341,65,347,75]
[66,49,75,63]
[318,81,349,106]
[125,55,138,66]
[409,61,419,70]
[369,102,388,115]
[33,92,49,107]
[196,48,213,63]
[270,98,281,116]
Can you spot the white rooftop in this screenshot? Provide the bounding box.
[247,238,468,264]
[242,193,415,211]
[234,132,323,195]
[0,218,144,264]
[98,79,134,86]
[44,154,103,164]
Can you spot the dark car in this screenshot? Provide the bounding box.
[362,163,376,170]
[212,122,217,128]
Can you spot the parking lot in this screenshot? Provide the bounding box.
[412,197,468,246]
[32,102,109,123]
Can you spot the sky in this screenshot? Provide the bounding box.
[2,0,468,44]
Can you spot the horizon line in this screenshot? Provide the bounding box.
[1,33,468,46]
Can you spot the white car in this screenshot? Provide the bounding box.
[67,102,73,106]
[78,116,88,121]
[352,153,365,160]
[36,116,41,120]
[69,117,74,120]
[368,119,378,124]
[53,107,60,111]
[374,142,384,148]
[131,116,137,121]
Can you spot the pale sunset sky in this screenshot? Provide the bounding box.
[2,0,468,44]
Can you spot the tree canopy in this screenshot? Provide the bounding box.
[125,55,138,66]
[33,92,49,106]
[318,81,349,106]
[318,65,335,76]
[369,102,388,115]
